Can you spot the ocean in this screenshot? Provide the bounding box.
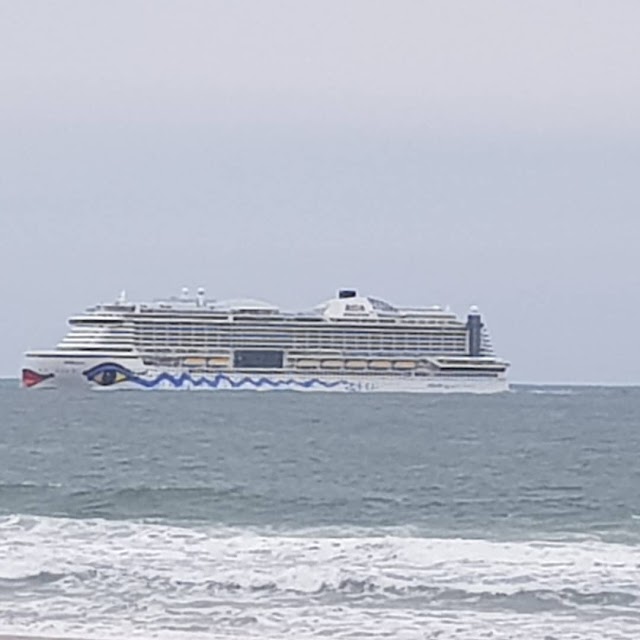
[0,381,639,639]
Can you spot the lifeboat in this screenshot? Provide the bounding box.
[345,360,367,369]
[321,359,343,369]
[393,361,417,370]
[297,359,320,369]
[184,357,206,368]
[369,360,391,369]
[207,356,230,367]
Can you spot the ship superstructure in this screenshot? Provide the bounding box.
[22,288,509,392]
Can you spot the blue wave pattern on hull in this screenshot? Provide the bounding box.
[134,372,348,390]
[82,362,349,390]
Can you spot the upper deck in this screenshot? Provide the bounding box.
[81,288,468,327]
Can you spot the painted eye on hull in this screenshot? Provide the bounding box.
[91,369,128,386]
[83,363,132,387]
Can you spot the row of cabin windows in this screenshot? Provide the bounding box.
[132,337,468,348]
[138,346,468,355]
[131,323,466,332]
[64,335,468,348]
[130,330,468,341]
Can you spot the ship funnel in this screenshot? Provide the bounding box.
[467,305,483,357]
[196,287,205,307]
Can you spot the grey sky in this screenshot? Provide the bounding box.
[1,1,639,383]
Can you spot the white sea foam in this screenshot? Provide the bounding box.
[517,387,577,396]
[0,515,639,639]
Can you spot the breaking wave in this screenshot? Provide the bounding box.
[0,515,639,639]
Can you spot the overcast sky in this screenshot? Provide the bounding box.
[1,1,639,383]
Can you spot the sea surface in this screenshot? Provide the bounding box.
[1,382,640,639]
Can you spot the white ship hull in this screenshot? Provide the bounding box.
[22,355,508,393]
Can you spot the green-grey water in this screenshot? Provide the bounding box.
[1,382,640,639]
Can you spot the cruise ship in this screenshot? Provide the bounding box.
[22,288,509,392]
